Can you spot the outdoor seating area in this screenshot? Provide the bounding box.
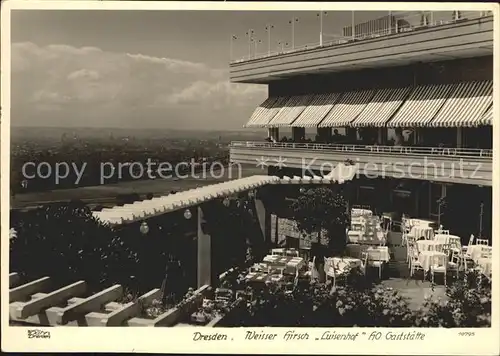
[244,249,308,285]
[404,218,492,284]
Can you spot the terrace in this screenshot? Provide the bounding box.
[230,11,493,83]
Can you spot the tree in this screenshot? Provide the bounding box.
[291,187,350,282]
[10,202,139,293]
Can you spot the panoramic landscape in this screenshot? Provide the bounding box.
[7,8,494,332]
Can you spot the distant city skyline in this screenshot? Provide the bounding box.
[12,9,399,130]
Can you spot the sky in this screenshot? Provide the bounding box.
[11,9,391,130]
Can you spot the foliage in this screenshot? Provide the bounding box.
[413,270,491,327]
[291,187,350,254]
[10,202,140,293]
[235,268,491,328]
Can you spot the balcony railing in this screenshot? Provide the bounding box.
[230,141,493,159]
[230,10,493,64]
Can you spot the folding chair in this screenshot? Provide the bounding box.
[430,254,447,286]
[447,250,461,277]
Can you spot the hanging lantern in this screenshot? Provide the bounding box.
[299,187,306,194]
[184,209,192,220]
[236,200,241,208]
[139,221,150,235]
[248,189,255,199]
[223,197,230,207]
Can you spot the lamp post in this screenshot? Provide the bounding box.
[252,38,262,57]
[265,24,274,55]
[479,202,484,238]
[289,17,299,49]
[230,34,237,61]
[351,11,355,40]
[245,29,254,59]
[317,11,327,46]
[277,41,287,52]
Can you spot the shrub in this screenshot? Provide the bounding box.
[413,270,491,327]
[10,203,139,293]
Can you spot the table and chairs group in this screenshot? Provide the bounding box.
[402,217,492,284]
[243,208,492,288]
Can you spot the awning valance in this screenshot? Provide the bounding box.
[387,83,454,128]
[318,89,375,127]
[244,96,290,128]
[245,81,493,130]
[351,87,412,127]
[430,80,493,127]
[292,93,341,127]
[481,105,493,126]
[267,94,314,128]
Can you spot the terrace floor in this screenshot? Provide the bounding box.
[379,278,447,310]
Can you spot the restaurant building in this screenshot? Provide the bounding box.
[229,11,494,241]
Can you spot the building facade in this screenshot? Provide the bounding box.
[229,11,494,241]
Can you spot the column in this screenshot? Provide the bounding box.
[456,128,462,148]
[197,205,212,288]
[377,128,383,144]
[268,128,280,142]
[254,190,271,254]
[317,127,332,142]
[292,127,305,141]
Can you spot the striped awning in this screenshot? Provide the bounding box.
[481,105,493,126]
[351,87,412,127]
[430,81,493,127]
[387,83,454,127]
[267,95,313,127]
[318,89,375,127]
[292,93,341,127]
[244,96,290,128]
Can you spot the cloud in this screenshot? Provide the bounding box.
[10,42,267,129]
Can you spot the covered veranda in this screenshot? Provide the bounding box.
[93,164,359,289]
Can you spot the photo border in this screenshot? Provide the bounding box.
[1,1,499,354]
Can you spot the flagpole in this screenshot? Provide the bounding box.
[351,11,355,40]
[230,34,234,61]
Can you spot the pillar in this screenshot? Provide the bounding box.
[377,128,383,144]
[197,205,211,288]
[456,128,462,148]
[317,127,332,142]
[292,127,305,141]
[254,192,271,254]
[268,128,279,142]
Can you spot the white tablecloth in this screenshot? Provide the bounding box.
[409,219,436,227]
[418,251,447,271]
[346,245,390,262]
[351,208,372,217]
[347,230,386,245]
[477,258,492,277]
[411,226,434,240]
[434,234,461,249]
[417,240,444,252]
[366,246,390,262]
[325,257,362,275]
[467,245,492,262]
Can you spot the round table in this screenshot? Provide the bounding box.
[418,251,447,271]
[467,245,493,262]
[411,226,434,240]
[417,240,443,252]
[477,258,492,277]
